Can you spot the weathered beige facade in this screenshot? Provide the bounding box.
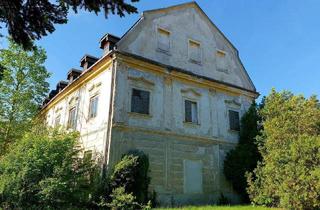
[41,2,258,206]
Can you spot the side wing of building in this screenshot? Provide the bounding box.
[43,61,114,156]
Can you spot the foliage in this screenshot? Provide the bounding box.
[103,186,152,210]
[154,206,281,210]
[110,150,150,205]
[0,0,139,49]
[217,193,230,205]
[223,102,262,202]
[247,89,320,210]
[0,125,101,209]
[0,38,50,155]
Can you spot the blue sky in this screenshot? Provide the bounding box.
[2,0,320,100]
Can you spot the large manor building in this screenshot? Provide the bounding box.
[41,2,258,205]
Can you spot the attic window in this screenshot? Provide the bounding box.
[188,40,201,64]
[157,28,170,52]
[216,49,226,57]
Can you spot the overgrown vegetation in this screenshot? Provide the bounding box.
[0,125,102,209]
[99,150,152,209]
[223,102,263,202]
[0,38,50,156]
[0,124,152,209]
[247,89,320,210]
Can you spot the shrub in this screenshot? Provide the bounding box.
[0,126,101,209]
[98,150,152,209]
[109,150,150,205]
[247,90,320,210]
[223,102,262,202]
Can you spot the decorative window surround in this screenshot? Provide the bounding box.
[188,39,202,64]
[157,27,171,54]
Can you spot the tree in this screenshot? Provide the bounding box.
[0,125,102,209]
[223,101,262,203]
[0,0,139,49]
[0,38,50,155]
[247,89,320,210]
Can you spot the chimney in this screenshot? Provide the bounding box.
[80,54,99,70]
[99,33,120,55]
[42,97,50,106]
[67,68,82,82]
[48,89,58,100]
[56,80,68,92]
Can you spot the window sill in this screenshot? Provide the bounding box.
[156,48,171,56]
[183,121,200,126]
[128,112,152,119]
[188,59,202,65]
[228,129,240,133]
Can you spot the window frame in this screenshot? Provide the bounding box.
[184,98,199,124]
[156,27,171,54]
[54,114,61,127]
[88,94,99,119]
[228,109,240,132]
[67,106,77,129]
[130,88,151,115]
[188,39,202,64]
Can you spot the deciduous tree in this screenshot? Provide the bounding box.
[247,89,320,210]
[0,38,50,155]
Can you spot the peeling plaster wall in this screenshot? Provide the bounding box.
[107,62,252,204]
[45,67,113,155]
[117,6,254,91]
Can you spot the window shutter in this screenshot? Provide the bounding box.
[185,100,192,122]
[131,89,150,115]
[229,110,240,131]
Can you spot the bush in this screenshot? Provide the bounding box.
[247,90,320,210]
[98,150,152,209]
[223,102,262,202]
[110,150,150,205]
[0,126,101,209]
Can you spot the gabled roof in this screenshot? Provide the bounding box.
[126,1,256,92]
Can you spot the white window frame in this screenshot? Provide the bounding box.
[183,98,200,124]
[67,106,77,129]
[88,94,99,119]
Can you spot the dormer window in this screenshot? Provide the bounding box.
[188,40,201,64]
[157,28,170,52]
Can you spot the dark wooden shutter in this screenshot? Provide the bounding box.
[185,100,192,122]
[229,110,240,131]
[131,89,150,114]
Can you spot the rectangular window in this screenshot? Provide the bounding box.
[188,40,201,63]
[88,95,99,119]
[185,100,198,123]
[157,28,170,52]
[229,110,240,131]
[131,88,150,115]
[67,107,77,129]
[54,114,61,127]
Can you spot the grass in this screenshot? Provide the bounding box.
[154,205,281,210]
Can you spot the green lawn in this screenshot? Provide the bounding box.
[155,205,281,210]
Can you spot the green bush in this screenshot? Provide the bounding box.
[247,89,320,210]
[223,102,262,202]
[0,126,101,209]
[98,150,152,209]
[110,150,150,205]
